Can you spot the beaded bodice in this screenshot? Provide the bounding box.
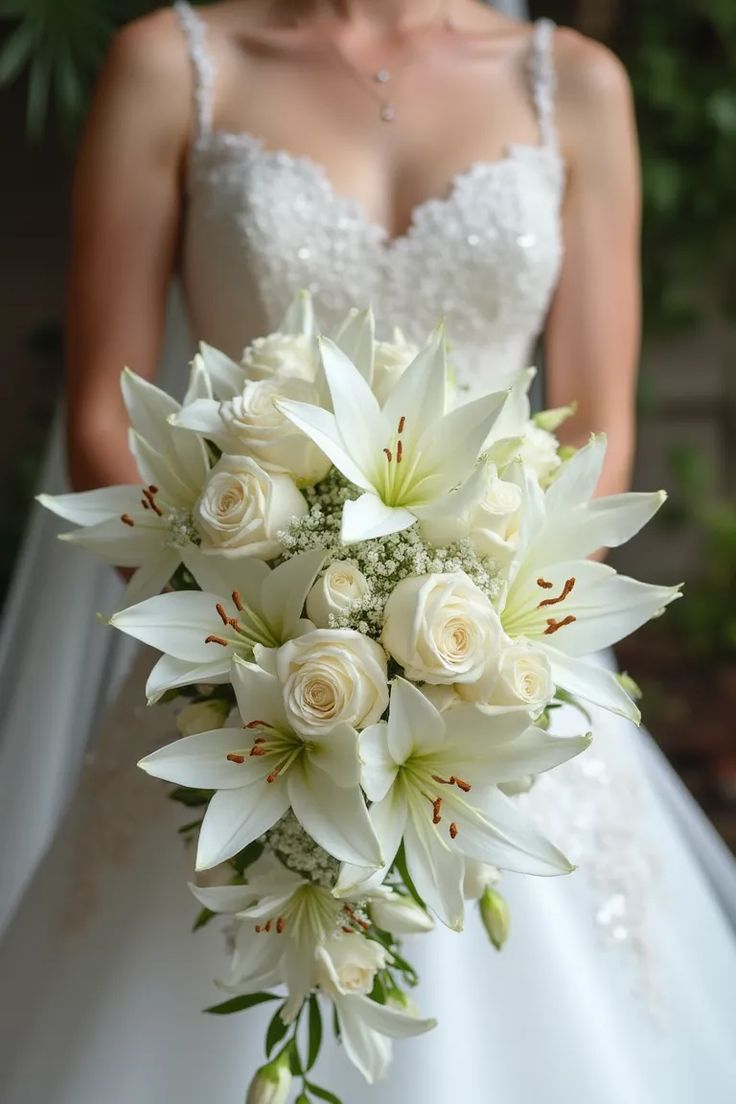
[174,3,565,400]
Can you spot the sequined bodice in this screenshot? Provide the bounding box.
[175,5,565,401]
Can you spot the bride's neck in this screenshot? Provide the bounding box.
[291,0,453,31]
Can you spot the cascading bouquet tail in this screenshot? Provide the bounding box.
[40,290,680,1101]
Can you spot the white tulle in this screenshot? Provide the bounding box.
[1,4,735,1101]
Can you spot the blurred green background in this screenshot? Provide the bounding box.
[0,0,734,843]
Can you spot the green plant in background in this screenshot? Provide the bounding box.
[616,0,736,331]
[660,442,736,661]
[0,0,187,136]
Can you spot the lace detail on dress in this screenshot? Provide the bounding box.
[174,0,214,141]
[521,738,664,1015]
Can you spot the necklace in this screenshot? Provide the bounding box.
[323,2,454,123]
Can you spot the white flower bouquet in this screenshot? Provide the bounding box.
[41,292,679,1101]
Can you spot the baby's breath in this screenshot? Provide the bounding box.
[265,811,340,889]
[279,470,502,637]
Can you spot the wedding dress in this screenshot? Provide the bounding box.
[1,7,736,1102]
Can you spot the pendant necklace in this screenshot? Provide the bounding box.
[324,2,455,123]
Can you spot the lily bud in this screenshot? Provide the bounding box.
[616,671,643,701]
[176,698,230,737]
[533,401,577,433]
[245,1050,292,1104]
[479,886,511,951]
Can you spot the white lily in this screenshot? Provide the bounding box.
[139,657,382,872]
[277,327,510,543]
[336,678,588,929]
[110,548,326,702]
[191,853,342,1021]
[500,436,681,721]
[315,933,436,1084]
[38,366,211,604]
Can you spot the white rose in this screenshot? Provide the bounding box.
[462,859,500,901]
[306,561,371,627]
[275,628,388,735]
[317,933,387,997]
[196,455,306,560]
[241,331,318,382]
[218,377,330,484]
[519,423,561,484]
[371,330,419,404]
[381,571,503,685]
[469,470,522,562]
[176,699,230,737]
[460,640,552,714]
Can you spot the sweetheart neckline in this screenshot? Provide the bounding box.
[190,129,564,252]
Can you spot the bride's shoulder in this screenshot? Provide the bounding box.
[550,27,635,164]
[553,27,633,126]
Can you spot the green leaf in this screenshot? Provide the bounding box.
[288,1037,304,1077]
[203,992,280,1015]
[265,1003,289,1057]
[553,689,593,726]
[177,818,203,836]
[0,23,35,85]
[306,994,323,1071]
[306,1083,343,1104]
[296,1096,312,1104]
[231,839,264,877]
[393,843,425,909]
[168,786,213,808]
[192,907,215,932]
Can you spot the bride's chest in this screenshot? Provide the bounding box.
[182,133,565,350]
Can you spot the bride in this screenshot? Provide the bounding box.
[1,1,735,1101]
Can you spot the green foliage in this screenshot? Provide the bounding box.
[660,441,736,659]
[616,1,736,329]
[203,991,280,1015]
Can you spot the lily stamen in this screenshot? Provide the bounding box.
[215,603,228,626]
[536,577,554,589]
[544,615,577,635]
[538,577,576,609]
[432,774,472,793]
[141,486,163,517]
[383,447,393,462]
[432,797,443,824]
[120,513,135,527]
[231,590,244,612]
[276,917,285,934]
[343,904,370,931]
[396,440,403,463]
[226,753,245,764]
[204,634,228,646]
[449,822,458,839]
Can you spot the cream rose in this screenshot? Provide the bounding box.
[275,628,388,735]
[381,571,503,685]
[460,640,552,714]
[196,455,306,560]
[218,377,331,484]
[317,934,388,997]
[469,470,522,562]
[519,423,562,484]
[371,330,419,404]
[241,331,318,382]
[306,561,370,627]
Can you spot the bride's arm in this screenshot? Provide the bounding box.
[544,33,641,498]
[65,13,190,491]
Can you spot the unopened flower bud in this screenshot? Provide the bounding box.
[176,698,230,737]
[533,401,577,433]
[616,671,643,701]
[479,886,511,951]
[245,1050,292,1104]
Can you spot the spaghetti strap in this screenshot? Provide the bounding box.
[173,1,214,141]
[528,18,558,151]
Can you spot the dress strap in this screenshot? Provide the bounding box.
[173,1,214,141]
[528,18,558,150]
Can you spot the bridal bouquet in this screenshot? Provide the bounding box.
[41,292,679,1102]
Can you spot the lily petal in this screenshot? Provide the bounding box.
[288,761,382,868]
[341,494,416,543]
[196,783,290,870]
